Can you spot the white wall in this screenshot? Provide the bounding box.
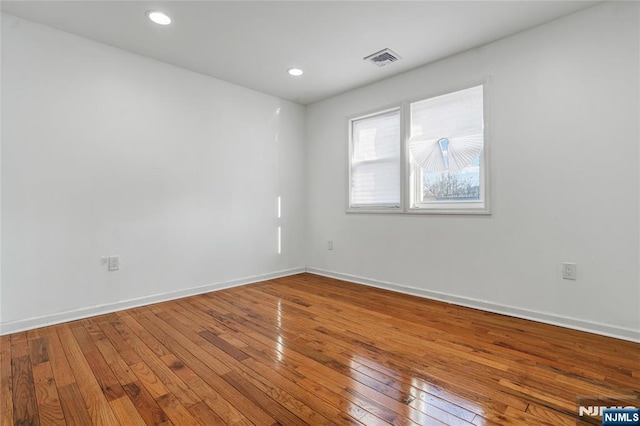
[306,2,640,341]
[1,13,306,333]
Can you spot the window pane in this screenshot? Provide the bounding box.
[410,86,483,204]
[350,109,400,207]
[351,160,400,206]
[423,159,480,201]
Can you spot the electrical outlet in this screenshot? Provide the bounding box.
[562,262,576,280]
[327,240,334,250]
[109,256,120,271]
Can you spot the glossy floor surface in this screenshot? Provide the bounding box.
[2,273,639,425]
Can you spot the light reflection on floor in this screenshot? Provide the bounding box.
[276,299,284,362]
[267,294,485,424]
[349,354,484,424]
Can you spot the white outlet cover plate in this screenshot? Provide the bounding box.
[109,256,120,271]
[562,262,576,280]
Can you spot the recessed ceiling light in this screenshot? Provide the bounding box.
[147,11,172,26]
[287,68,304,77]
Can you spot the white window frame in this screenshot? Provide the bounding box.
[347,105,403,213]
[347,79,491,215]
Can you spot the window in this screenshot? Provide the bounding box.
[348,84,489,214]
[409,85,486,212]
[349,108,401,209]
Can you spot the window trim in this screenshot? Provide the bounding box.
[347,78,492,215]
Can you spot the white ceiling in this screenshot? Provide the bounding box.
[1,1,599,105]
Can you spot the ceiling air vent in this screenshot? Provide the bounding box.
[364,48,401,67]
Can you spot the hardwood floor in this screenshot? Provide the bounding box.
[2,273,638,425]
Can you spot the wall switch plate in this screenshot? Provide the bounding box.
[109,256,120,271]
[328,240,334,250]
[562,262,576,280]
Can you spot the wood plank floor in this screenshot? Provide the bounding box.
[1,273,638,425]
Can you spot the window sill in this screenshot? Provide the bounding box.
[346,208,491,215]
[406,207,491,215]
[346,207,403,214]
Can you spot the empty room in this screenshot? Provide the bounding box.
[1,1,639,425]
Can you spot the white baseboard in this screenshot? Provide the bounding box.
[0,267,305,335]
[305,267,640,343]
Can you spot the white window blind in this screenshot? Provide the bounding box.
[349,109,401,208]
